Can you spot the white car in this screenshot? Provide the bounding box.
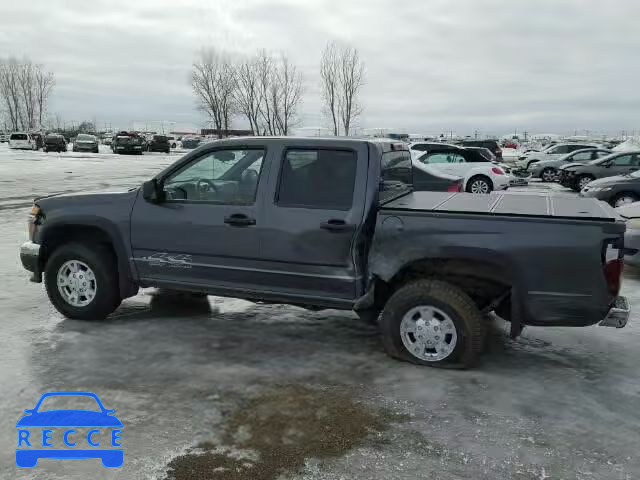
[415,149,511,194]
[515,143,600,170]
[9,132,36,150]
[615,202,640,267]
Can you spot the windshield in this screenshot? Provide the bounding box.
[77,134,94,141]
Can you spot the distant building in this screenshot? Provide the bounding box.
[200,128,253,137]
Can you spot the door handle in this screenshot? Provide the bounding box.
[224,214,256,226]
[320,219,355,232]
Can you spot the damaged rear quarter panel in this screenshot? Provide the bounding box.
[369,209,616,327]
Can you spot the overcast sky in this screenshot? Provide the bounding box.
[1,0,639,136]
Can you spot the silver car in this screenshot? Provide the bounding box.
[530,148,611,182]
[515,143,601,170]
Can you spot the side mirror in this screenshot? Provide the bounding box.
[141,179,162,202]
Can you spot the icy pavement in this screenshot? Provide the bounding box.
[0,143,639,479]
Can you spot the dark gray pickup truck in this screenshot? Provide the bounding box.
[20,137,630,368]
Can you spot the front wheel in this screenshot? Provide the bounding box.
[466,176,493,194]
[379,280,484,368]
[576,175,594,191]
[44,243,121,320]
[613,192,640,207]
[541,167,556,182]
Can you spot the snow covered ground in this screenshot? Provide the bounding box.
[0,143,639,479]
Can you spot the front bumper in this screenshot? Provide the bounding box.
[599,296,630,328]
[20,241,42,282]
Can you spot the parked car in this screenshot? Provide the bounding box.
[181,137,201,149]
[166,136,177,149]
[464,146,497,162]
[412,163,463,192]
[102,136,113,146]
[43,134,68,152]
[9,132,36,150]
[19,137,629,368]
[0,132,9,142]
[147,135,171,153]
[530,148,611,182]
[615,202,640,267]
[560,151,640,191]
[415,146,511,193]
[515,143,601,170]
[31,133,44,150]
[73,134,99,153]
[580,170,640,207]
[112,132,145,154]
[408,142,458,161]
[456,139,503,160]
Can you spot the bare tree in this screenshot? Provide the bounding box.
[0,57,55,131]
[338,46,364,136]
[35,66,55,128]
[319,42,365,136]
[255,49,276,135]
[234,55,262,135]
[320,42,340,136]
[191,49,236,138]
[272,54,303,136]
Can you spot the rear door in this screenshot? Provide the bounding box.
[258,141,369,301]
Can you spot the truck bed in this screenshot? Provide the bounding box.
[382,191,618,222]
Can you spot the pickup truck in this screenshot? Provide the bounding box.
[19,137,630,368]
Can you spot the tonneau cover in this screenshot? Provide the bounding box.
[382,191,618,222]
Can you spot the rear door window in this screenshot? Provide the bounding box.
[421,152,466,164]
[277,149,356,210]
[10,133,27,140]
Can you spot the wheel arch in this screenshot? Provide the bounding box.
[39,220,138,299]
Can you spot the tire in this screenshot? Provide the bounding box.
[541,167,556,182]
[466,175,493,194]
[44,242,121,320]
[576,175,594,191]
[165,149,170,154]
[612,192,640,208]
[379,280,484,368]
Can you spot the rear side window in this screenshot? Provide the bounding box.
[11,133,27,140]
[277,149,356,210]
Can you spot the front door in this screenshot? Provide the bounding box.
[607,153,640,176]
[130,146,268,290]
[258,144,369,301]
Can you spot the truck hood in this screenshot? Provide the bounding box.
[36,188,139,209]
[382,191,618,221]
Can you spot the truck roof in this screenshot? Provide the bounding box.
[382,191,619,222]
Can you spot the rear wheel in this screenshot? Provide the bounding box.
[466,175,493,194]
[44,242,121,320]
[380,280,484,368]
[541,167,556,182]
[613,192,639,207]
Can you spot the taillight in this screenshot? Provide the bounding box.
[491,167,504,175]
[604,258,623,296]
[447,181,462,192]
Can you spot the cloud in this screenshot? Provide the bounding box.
[1,0,638,135]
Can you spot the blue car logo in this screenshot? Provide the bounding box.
[16,391,123,468]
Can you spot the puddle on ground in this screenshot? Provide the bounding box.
[164,385,405,480]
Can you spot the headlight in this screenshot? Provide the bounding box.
[628,218,640,229]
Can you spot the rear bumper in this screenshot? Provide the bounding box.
[20,241,42,282]
[623,227,640,267]
[599,296,630,328]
